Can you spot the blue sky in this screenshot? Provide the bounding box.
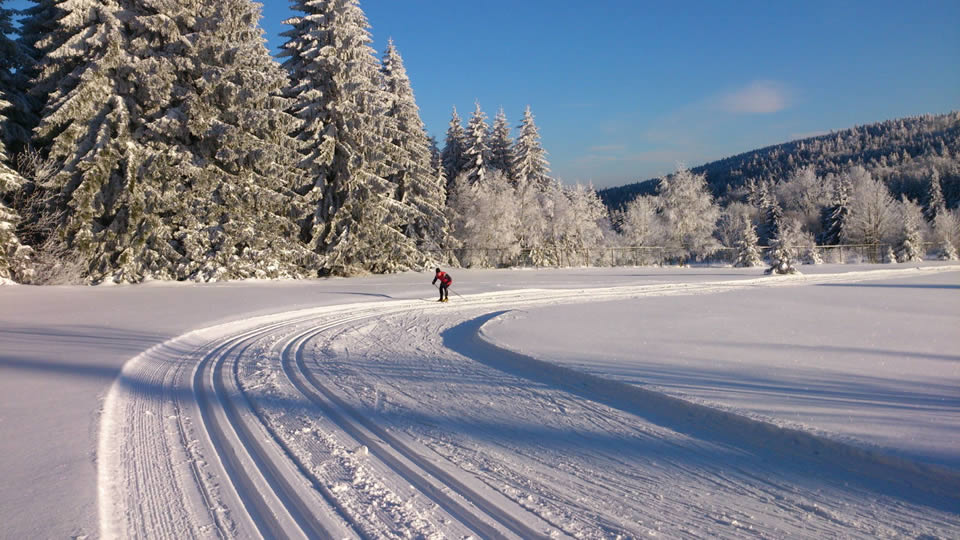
[12,1,960,188]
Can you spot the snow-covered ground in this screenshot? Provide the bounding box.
[1,263,958,538]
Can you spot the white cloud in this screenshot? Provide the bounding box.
[719,81,791,114]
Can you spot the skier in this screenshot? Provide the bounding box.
[432,268,452,302]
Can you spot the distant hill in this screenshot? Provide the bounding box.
[598,112,960,211]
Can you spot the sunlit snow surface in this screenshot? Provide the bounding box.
[2,264,958,538]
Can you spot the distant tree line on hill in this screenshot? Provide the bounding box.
[600,112,960,211]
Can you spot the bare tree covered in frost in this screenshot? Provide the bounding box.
[440,107,467,189]
[512,106,551,191]
[657,166,720,262]
[620,195,664,248]
[446,170,519,267]
[841,166,897,246]
[488,108,514,180]
[932,209,959,260]
[282,0,421,275]
[775,166,829,239]
[896,196,926,262]
[544,182,608,264]
[380,40,450,253]
[32,0,312,283]
[462,103,490,186]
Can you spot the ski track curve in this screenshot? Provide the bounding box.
[98,266,960,538]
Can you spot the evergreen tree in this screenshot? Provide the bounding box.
[0,1,32,280]
[461,102,490,186]
[31,0,147,281]
[765,218,803,275]
[34,0,312,282]
[733,214,763,267]
[896,196,925,262]
[380,39,449,252]
[163,0,315,281]
[512,105,550,191]
[926,169,946,221]
[657,166,720,262]
[17,0,61,120]
[0,0,37,152]
[488,107,514,180]
[440,107,467,188]
[282,0,421,275]
[0,100,31,281]
[820,171,851,245]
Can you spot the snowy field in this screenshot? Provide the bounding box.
[1,263,958,538]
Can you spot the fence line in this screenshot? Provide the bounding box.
[424,243,942,269]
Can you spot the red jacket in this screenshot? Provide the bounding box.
[433,271,452,286]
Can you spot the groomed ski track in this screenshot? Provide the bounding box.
[99,267,960,539]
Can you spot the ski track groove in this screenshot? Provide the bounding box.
[279,313,556,539]
[98,266,960,538]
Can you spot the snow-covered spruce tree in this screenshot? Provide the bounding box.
[159,0,316,281]
[30,0,151,282]
[657,166,720,264]
[512,105,551,191]
[748,179,782,246]
[282,0,421,275]
[733,213,763,267]
[380,39,450,253]
[446,170,519,267]
[0,102,31,281]
[925,169,946,222]
[819,171,851,245]
[440,107,467,189]
[765,218,803,275]
[0,0,38,153]
[34,0,314,282]
[0,3,33,281]
[461,102,490,186]
[17,0,64,121]
[488,107,514,180]
[896,196,926,262]
[841,166,897,249]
